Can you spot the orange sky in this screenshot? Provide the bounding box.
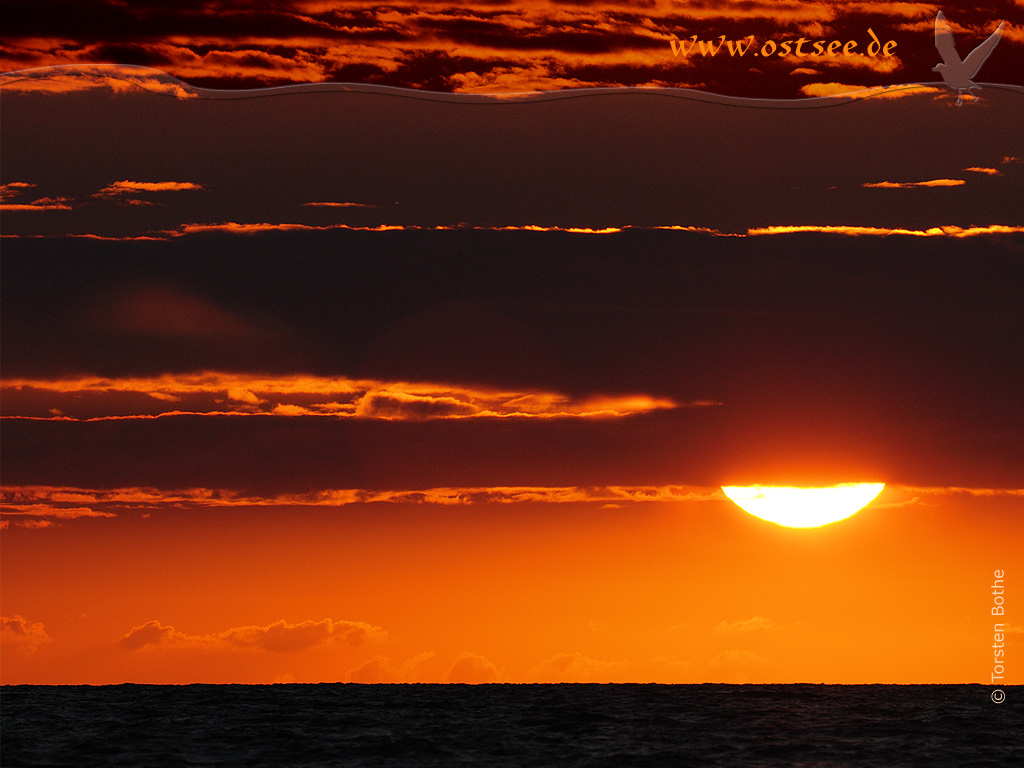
[2,484,1022,684]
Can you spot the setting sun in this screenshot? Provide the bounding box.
[721,483,886,528]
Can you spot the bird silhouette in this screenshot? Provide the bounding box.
[933,11,1005,105]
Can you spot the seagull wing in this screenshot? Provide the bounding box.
[962,21,1004,79]
[934,11,961,65]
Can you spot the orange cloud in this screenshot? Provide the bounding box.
[799,82,940,98]
[220,620,386,653]
[94,181,204,197]
[119,618,387,652]
[0,504,116,520]
[1004,625,1024,647]
[852,2,938,19]
[802,54,904,76]
[1,616,53,654]
[347,652,437,683]
[118,620,189,650]
[303,201,378,208]
[0,372,684,421]
[354,390,480,420]
[897,16,1024,45]
[168,222,419,236]
[0,201,74,211]
[715,616,776,633]
[14,520,58,529]
[529,652,630,683]
[0,484,724,513]
[2,178,203,214]
[747,224,1024,237]
[445,651,501,683]
[3,233,170,242]
[652,225,732,235]
[897,487,1024,498]
[162,47,327,84]
[18,219,1022,242]
[0,65,197,98]
[863,179,966,188]
[708,648,770,681]
[10,483,1016,518]
[159,222,634,238]
[448,65,590,94]
[0,183,74,210]
[0,182,37,201]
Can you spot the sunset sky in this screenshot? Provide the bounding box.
[2,1,1023,685]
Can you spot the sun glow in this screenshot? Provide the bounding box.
[721,483,885,528]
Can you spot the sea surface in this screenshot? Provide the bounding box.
[2,684,1022,767]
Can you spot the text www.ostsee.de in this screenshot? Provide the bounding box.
[668,29,897,59]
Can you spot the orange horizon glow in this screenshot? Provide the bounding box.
[3,481,1021,684]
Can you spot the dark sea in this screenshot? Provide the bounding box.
[2,684,1022,767]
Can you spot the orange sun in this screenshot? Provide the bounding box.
[721,483,885,528]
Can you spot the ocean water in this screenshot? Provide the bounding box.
[2,684,1022,767]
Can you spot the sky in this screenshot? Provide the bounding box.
[1,2,1023,685]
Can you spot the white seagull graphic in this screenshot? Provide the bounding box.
[933,11,1005,105]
